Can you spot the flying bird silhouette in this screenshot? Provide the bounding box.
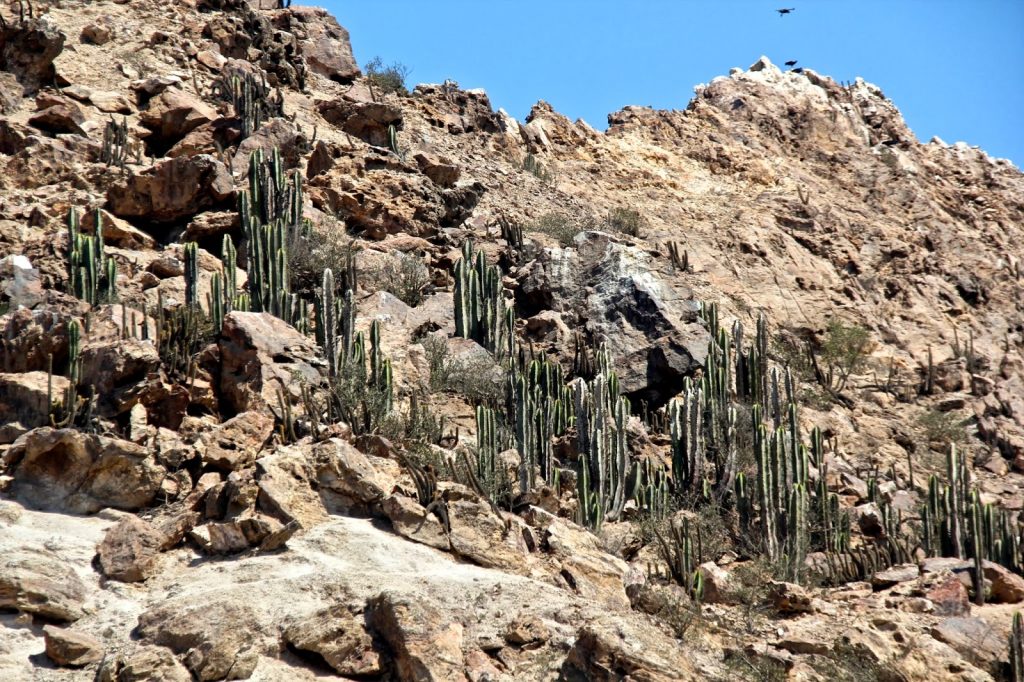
[785,60,798,67]
[777,8,795,16]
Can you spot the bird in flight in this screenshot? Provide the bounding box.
[785,60,798,67]
[777,8,795,16]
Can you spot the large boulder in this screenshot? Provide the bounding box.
[0,548,89,622]
[563,613,699,681]
[367,591,468,682]
[283,604,383,677]
[201,411,275,471]
[97,515,168,583]
[43,626,104,667]
[0,17,65,93]
[139,88,217,151]
[107,155,233,224]
[2,427,167,514]
[517,232,709,404]
[278,7,360,83]
[0,371,69,444]
[218,311,323,416]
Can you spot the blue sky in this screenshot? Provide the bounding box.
[310,1,1024,166]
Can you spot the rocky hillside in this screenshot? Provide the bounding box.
[2,1,1024,680]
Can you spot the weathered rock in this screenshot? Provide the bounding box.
[318,99,402,147]
[29,102,86,136]
[139,88,217,149]
[79,338,162,415]
[284,6,360,83]
[97,515,168,583]
[367,591,468,682]
[107,154,233,224]
[504,616,551,647]
[201,411,274,471]
[0,254,43,309]
[3,427,167,514]
[283,604,383,677]
[541,515,631,610]
[415,151,461,187]
[930,617,1006,669]
[517,232,708,403]
[0,371,69,444]
[255,446,329,527]
[136,599,267,680]
[983,560,1024,603]
[0,548,89,621]
[80,208,157,250]
[871,563,919,588]
[0,306,81,373]
[232,118,306,178]
[101,645,192,682]
[926,574,970,616]
[563,614,698,681]
[699,561,740,605]
[0,17,65,93]
[189,514,296,554]
[88,90,133,114]
[218,311,323,416]
[382,493,451,552]
[80,22,113,46]
[43,625,104,667]
[768,581,815,614]
[314,438,391,508]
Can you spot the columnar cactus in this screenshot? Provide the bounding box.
[1010,612,1024,682]
[453,240,514,356]
[184,242,199,308]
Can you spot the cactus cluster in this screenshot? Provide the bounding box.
[212,71,285,139]
[1011,612,1024,682]
[239,148,307,330]
[66,208,116,305]
[101,118,129,168]
[922,445,1023,597]
[510,355,574,494]
[573,347,631,532]
[453,241,515,357]
[654,516,705,602]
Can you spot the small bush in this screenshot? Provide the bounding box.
[820,319,873,392]
[918,409,967,448]
[364,57,410,97]
[605,207,647,238]
[423,335,505,406]
[288,220,358,298]
[366,253,430,307]
[526,213,578,247]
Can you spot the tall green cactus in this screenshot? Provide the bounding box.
[66,207,114,305]
[184,242,199,308]
[1010,612,1024,682]
[453,240,514,357]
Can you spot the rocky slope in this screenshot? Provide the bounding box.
[2,0,1024,680]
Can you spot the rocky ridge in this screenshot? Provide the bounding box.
[1,0,1024,680]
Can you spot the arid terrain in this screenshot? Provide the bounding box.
[2,1,1024,680]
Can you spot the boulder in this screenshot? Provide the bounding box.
[139,88,217,149]
[563,614,698,681]
[80,22,112,46]
[107,154,233,224]
[0,254,43,309]
[189,514,297,554]
[0,17,65,93]
[79,338,162,415]
[415,151,461,188]
[136,599,267,680]
[0,371,69,444]
[218,311,323,416]
[283,604,383,677]
[201,411,275,471]
[367,591,468,682]
[3,427,167,514]
[43,625,104,667]
[983,560,1024,603]
[29,102,86,136]
[313,438,391,508]
[0,306,81,373]
[255,446,329,527]
[97,515,168,583]
[768,581,815,614]
[930,617,1007,669]
[926,574,970,617]
[0,548,89,621]
[88,90,133,114]
[541,514,631,610]
[517,232,708,403]
[871,563,919,588]
[99,645,192,682]
[280,7,360,83]
[699,561,740,605]
[232,118,306,178]
[80,209,157,250]
[318,100,402,147]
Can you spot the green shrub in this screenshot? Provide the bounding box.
[820,319,873,392]
[526,213,578,247]
[366,253,430,307]
[918,409,967,448]
[605,207,647,238]
[423,335,505,406]
[364,57,410,97]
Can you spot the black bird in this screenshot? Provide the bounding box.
[777,7,795,16]
[792,67,804,74]
[785,60,798,67]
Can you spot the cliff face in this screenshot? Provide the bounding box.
[2,1,1024,681]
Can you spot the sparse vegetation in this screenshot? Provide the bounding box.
[604,207,647,238]
[818,319,873,392]
[364,56,411,97]
[526,213,579,247]
[523,153,554,184]
[365,253,430,307]
[918,408,968,448]
[423,335,505,407]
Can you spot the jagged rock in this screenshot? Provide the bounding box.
[132,74,183,98]
[415,151,461,188]
[107,154,233,224]
[367,591,468,682]
[283,604,383,677]
[0,305,82,373]
[768,581,815,614]
[189,514,296,554]
[539,513,631,610]
[930,617,1007,669]
[0,371,69,444]
[2,427,167,514]
[0,548,88,621]
[313,438,391,509]
[99,645,192,682]
[563,614,698,681]
[201,411,274,471]
[255,446,329,527]
[318,99,403,147]
[0,17,65,93]
[97,515,168,583]
[699,561,740,605]
[80,22,113,46]
[504,616,551,647]
[88,90,133,114]
[872,563,919,588]
[80,209,157,250]
[79,338,162,414]
[43,625,104,667]
[926,574,970,616]
[139,88,217,149]
[517,232,708,403]
[29,102,86,136]
[283,6,360,83]
[0,254,42,308]
[982,560,1024,603]
[218,311,323,416]
[136,599,266,680]
[232,118,306,177]
[382,493,451,552]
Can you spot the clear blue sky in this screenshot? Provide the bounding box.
[309,1,1024,166]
